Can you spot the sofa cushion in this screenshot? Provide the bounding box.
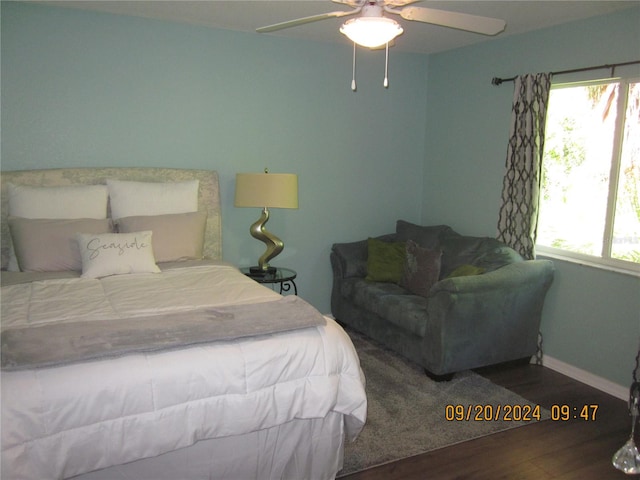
[396,220,458,249]
[340,278,428,337]
[366,237,406,283]
[440,236,523,278]
[399,240,442,297]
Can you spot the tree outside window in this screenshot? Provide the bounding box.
[537,78,640,270]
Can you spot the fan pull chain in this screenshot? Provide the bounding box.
[384,42,389,88]
[351,42,357,91]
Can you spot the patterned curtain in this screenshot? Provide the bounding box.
[497,73,552,259]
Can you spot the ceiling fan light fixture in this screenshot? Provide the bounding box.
[340,16,403,48]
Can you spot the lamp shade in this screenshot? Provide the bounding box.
[340,16,403,48]
[234,173,298,209]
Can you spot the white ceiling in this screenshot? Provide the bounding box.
[37,0,638,54]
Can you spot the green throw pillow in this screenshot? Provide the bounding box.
[446,264,485,278]
[366,238,406,283]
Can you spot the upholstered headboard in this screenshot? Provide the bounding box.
[1,167,222,270]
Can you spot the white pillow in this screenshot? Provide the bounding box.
[76,231,161,278]
[107,179,199,219]
[7,183,109,219]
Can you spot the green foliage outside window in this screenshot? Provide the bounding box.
[538,79,640,267]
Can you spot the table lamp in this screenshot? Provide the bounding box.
[234,170,298,274]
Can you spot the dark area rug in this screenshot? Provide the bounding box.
[338,330,549,476]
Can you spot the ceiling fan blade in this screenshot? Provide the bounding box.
[399,6,506,35]
[332,0,362,7]
[383,0,422,7]
[257,10,356,33]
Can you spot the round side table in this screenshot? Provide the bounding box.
[240,267,298,295]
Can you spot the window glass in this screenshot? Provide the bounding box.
[612,81,640,263]
[538,79,639,270]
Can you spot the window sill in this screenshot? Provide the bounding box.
[536,246,640,278]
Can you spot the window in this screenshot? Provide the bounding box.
[537,77,640,273]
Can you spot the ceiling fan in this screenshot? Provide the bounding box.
[257,0,507,43]
[257,0,506,90]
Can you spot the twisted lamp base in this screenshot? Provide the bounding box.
[249,207,284,274]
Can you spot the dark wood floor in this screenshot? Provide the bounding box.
[341,361,636,480]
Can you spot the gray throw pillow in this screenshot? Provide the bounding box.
[399,240,442,297]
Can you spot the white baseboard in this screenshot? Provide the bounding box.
[542,355,628,401]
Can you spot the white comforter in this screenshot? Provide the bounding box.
[1,264,367,480]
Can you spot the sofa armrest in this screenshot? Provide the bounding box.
[430,259,554,295]
[331,240,368,279]
[423,259,555,375]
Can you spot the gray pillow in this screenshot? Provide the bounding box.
[8,217,114,272]
[116,211,207,262]
[399,240,442,296]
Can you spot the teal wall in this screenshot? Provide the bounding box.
[2,2,639,387]
[1,1,428,314]
[423,7,640,387]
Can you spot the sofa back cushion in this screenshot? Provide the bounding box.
[395,220,458,249]
[440,235,523,278]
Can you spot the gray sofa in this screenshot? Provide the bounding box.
[330,220,555,379]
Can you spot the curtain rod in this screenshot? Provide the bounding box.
[491,60,640,86]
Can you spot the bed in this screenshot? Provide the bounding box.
[0,168,367,480]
